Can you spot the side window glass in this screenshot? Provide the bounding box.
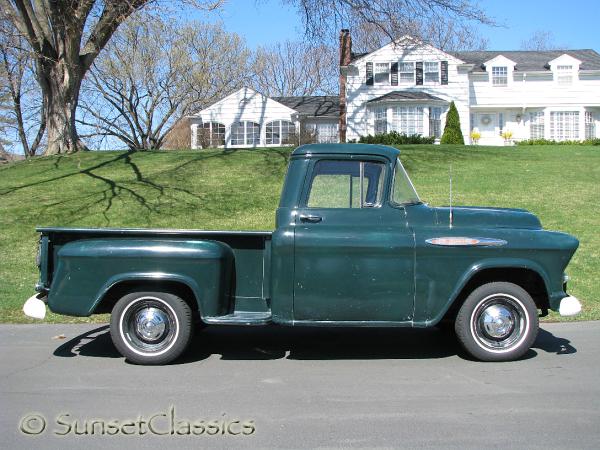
[307,160,385,208]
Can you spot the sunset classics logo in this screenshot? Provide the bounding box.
[19,406,256,437]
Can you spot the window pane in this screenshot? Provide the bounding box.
[585,111,596,139]
[246,122,261,145]
[307,160,385,208]
[392,106,424,135]
[424,61,439,83]
[374,107,387,135]
[399,62,414,83]
[392,159,420,204]
[375,63,389,84]
[231,122,245,145]
[266,120,280,145]
[316,123,338,143]
[529,112,545,139]
[429,107,441,138]
[550,111,579,140]
[557,65,573,85]
[492,66,508,86]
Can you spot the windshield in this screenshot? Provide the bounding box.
[392,158,420,205]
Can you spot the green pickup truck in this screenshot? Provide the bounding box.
[24,144,581,364]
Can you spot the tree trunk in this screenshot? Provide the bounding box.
[44,73,87,155]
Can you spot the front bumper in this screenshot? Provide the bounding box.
[559,296,582,317]
[23,293,47,320]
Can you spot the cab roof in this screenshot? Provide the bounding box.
[291,143,400,161]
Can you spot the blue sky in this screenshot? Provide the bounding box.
[196,0,600,51]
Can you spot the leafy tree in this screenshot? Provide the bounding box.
[441,101,464,145]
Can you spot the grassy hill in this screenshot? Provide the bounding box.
[1,145,598,322]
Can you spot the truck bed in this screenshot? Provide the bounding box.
[37,227,273,314]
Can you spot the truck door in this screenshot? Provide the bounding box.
[293,157,415,323]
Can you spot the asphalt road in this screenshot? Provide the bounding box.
[1,321,599,449]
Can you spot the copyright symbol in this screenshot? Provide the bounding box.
[19,414,46,435]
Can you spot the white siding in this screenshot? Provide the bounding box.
[190,88,298,148]
[345,41,471,142]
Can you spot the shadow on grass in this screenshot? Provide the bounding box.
[0,149,253,226]
[52,324,576,364]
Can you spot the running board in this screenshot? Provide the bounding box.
[203,311,272,326]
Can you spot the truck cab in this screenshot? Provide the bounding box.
[24,144,581,364]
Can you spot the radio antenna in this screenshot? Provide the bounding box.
[449,163,453,229]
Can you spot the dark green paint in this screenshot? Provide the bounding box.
[35,144,579,326]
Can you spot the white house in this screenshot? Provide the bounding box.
[188,30,600,147]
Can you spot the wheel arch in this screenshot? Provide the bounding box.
[435,261,550,326]
[92,274,202,316]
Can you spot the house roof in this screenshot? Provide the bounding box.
[350,45,600,72]
[367,91,447,103]
[273,95,340,118]
[452,49,600,72]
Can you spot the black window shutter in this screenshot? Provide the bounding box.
[366,62,374,85]
[416,62,423,85]
[391,62,398,86]
[441,61,449,85]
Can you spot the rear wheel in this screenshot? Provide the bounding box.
[455,282,538,362]
[110,290,194,365]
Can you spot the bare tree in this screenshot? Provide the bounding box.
[0,0,222,155]
[0,18,46,157]
[251,40,337,96]
[351,18,488,53]
[78,16,250,150]
[285,0,493,44]
[520,30,564,51]
[0,67,14,151]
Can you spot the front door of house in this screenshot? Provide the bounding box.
[476,113,497,138]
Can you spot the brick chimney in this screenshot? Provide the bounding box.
[339,29,352,143]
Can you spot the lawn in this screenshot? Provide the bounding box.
[0,145,598,323]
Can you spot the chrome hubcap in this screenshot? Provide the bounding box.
[472,294,527,351]
[481,305,515,339]
[134,307,168,342]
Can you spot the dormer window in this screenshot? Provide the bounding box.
[375,63,390,84]
[492,66,508,86]
[424,62,440,83]
[399,62,415,84]
[557,65,573,85]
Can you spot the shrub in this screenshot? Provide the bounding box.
[357,131,435,145]
[440,101,464,145]
[517,138,600,146]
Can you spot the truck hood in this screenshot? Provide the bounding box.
[434,206,542,230]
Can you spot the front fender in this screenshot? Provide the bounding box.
[47,238,233,317]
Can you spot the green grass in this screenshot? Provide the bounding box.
[1,145,598,323]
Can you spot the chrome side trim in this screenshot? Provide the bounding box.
[425,237,508,247]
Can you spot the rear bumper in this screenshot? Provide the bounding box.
[23,293,47,320]
[559,296,582,317]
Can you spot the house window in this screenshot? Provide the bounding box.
[307,123,339,143]
[429,107,442,138]
[585,111,596,139]
[556,65,573,85]
[230,121,261,146]
[374,107,387,135]
[200,122,225,147]
[424,62,440,83]
[529,112,545,139]
[399,62,415,84]
[498,113,504,135]
[550,111,579,141]
[492,66,508,86]
[375,63,389,84]
[266,120,296,145]
[392,106,424,135]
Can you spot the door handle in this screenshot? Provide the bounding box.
[299,214,322,223]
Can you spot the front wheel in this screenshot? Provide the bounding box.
[110,290,194,365]
[455,282,538,362]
